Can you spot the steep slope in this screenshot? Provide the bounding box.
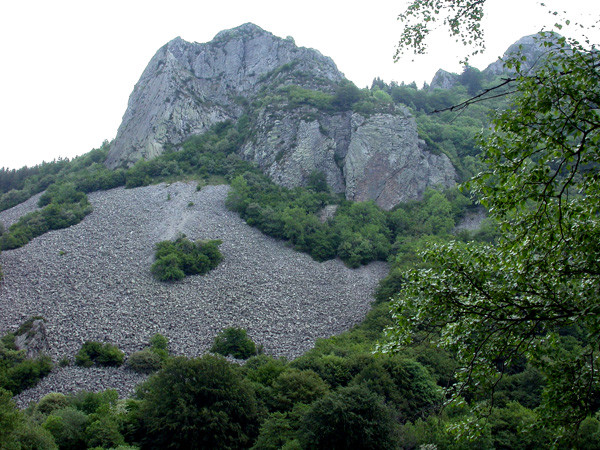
[0,183,387,363]
[106,23,456,209]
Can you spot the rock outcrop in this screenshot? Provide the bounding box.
[106,23,342,169]
[14,319,50,359]
[429,69,459,90]
[343,112,455,208]
[485,32,563,75]
[242,106,455,209]
[106,23,457,209]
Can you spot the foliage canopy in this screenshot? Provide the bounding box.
[385,1,600,439]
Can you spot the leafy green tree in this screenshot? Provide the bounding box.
[134,355,260,449]
[271,369,329,411]
[350,356,443,422]
[12,421,57,449]
[395,0,487,62]
[298,384,400,449]
[332,79,362,110]
[210,327,258,360]
[459,66,483,95]
[0,388,23,449]
[36,393,70,416]
[251,411,299,450]
[42,407,87,450]
[386,1,600,439]
[85,416,125,449]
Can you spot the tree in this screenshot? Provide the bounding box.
[298,384,400,450]
[385,0,600,439]
[332,79,362,110]
[210,327,258,359]
[134,355,260,449]
[395,0,487,62]
[458,65,483,95]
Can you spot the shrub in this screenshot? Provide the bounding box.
[85,417,125,449]
[151,235,223,281]
[38,182,86,207]
[1,356,53,395]
[211,327,258,360]
[243,355,288,386]
[150,253,185,281]
[36,393,69,416]
[272,369,329,411]
[12,421,57,449]
[69,389,118,415]
[149,333,168,352]
[75,341,124,368]
[43,407,87,449]
[148,333,170,361]
[126,350,163,374]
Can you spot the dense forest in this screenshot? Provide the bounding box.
[1,16,599,449]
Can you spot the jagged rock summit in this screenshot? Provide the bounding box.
[429,32,564,89]
[106,23,456,209]
[106,23,342,169]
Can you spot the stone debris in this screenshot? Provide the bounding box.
[0,182,388,406]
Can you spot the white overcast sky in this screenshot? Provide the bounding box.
[0,0,598,169]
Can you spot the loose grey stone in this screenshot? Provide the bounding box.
[0,182,388,405]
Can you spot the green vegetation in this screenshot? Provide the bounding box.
[133,355,261,449]
[382,1,600,444]
[0,190,92,251]
[0,319,53,396]
[227,170,475,269]
[298,384,400,449]
[211,327,260,359]
[126,334,170,374]
[2,12,593,447]
[151,234,223,281]
[75,341,125,368]
[0,122,258,252]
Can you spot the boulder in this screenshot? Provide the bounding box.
[14,319,50,359]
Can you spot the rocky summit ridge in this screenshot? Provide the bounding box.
[106,23,456,210]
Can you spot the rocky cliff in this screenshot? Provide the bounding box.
[106,23,456,209]
[106,23,342,169]
[484,32,562,75]
[242,106,455,209]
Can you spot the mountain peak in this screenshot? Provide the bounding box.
[106,24,344,169]
[485,31,563,75]
[212,22,268,41]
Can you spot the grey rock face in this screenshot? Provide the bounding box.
[14,319,50,359]
[106,24,343,169]
[106,23,457,208]
[344,111,455,209]
[242,106,455,210]
[429,69,459,90]
[485,32,563,76]
[240,107,348,194]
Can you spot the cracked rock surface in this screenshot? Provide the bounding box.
[0,182,388,406]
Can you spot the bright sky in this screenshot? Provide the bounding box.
[1,0,598,169]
